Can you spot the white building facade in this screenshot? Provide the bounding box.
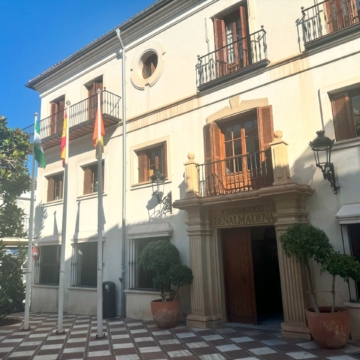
[25,0,360,340]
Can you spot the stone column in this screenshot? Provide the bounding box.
[270,130,313,339]
[185,205,223,328]
[275,194,311,339]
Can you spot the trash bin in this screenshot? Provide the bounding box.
[103,281,116,319]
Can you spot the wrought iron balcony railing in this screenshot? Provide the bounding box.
[197,149,273,197]
[301,0,360,45]
[196,28,268,88]
[23,90,121,150]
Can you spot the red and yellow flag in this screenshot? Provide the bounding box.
[60,112,67,167]
[93,109,105,153]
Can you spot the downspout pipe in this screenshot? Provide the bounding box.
[115,28,127,319]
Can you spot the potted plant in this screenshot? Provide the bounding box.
[139,240,193,328]
[280,224,360,348]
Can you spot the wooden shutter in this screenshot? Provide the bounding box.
[350,0,359,24]
[162,142,168,178]
[58,99,65,133]
[214,18,227,76]
[59,175,63,200]
[138,151,148,183]
[47,177,55,202]
[83,167,92,194]
[50,103,58,136]
[203,122,226,194]
[239,6,249,67]
[258,106,274,152]
[331,92,356,141]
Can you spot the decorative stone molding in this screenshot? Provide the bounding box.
[270,130,292,186]
[130,41,166,90]
[206,95,268,124]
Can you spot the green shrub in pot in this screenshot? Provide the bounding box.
[139,240,193,302]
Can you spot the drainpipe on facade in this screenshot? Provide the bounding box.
[115,28,127,319]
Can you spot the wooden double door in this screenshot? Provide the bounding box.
[221,226,283,324]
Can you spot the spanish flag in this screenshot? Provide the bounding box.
[93,107,105,154]
[60,112,67,167]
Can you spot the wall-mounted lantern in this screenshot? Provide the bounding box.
[309,130,339,193]
[150,169,172,214]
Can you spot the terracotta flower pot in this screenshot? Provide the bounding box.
[150,299,180,329]
[306,307,351,349]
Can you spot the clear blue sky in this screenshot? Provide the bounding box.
[0,0,155,130]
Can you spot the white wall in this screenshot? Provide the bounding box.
[31,0,360,315]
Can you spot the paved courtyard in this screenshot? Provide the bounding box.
[0,313,360,360]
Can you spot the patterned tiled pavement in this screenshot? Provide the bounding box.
[0,314,360,360]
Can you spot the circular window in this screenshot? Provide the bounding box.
[141,52,158,79]
[130,42,166,90]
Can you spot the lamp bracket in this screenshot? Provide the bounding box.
[153,190,172,215]
[316,162,339,194]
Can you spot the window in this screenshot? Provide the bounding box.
[223,114,259,173]
[83,161,104,195]
[136,143,167,183]
[50,95,65,135]
[325,0,359,34]
[129,238,169,290]
[85,76,103,121]
[34,245,60,285]
[213,6,249,75]
[348,224,360,300]
[331,88,360,141]
[203,106,273,194]
[142,53,158,79]
[71,242,97,287]
[47,173,63,202]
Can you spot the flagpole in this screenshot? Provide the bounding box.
[23,112,38,330]
[115,27,127,319]
[96,88,104,338]
[57,101,70,334]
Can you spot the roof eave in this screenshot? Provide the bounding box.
[25,0,174,90]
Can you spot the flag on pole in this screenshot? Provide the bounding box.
[34,117,46,168]
[92,108,105,153]
[60,112,67,167]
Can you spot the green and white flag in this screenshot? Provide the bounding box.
[34,117,46,168]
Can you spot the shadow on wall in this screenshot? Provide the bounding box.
[34,202,47,241]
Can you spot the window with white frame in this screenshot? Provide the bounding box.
[71,242,98,287]
[135,142,167,184]
[46,173,64,202]
[82,161,104,195]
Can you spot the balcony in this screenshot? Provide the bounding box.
[301,0,360,48]
[196,28,269,89]
[23,90,121,150]
[196,150,273,197]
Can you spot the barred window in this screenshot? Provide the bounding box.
[71,242,98,287]
[348,224,360,301]
[34,245,60,285]
[128,238,169,290]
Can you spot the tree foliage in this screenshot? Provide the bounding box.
[323,252,360,283]
[280,223,360,313]
[139,240,193,302]
[0,117,31,239]
[0,241,26,318]
[280,223,333,265]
